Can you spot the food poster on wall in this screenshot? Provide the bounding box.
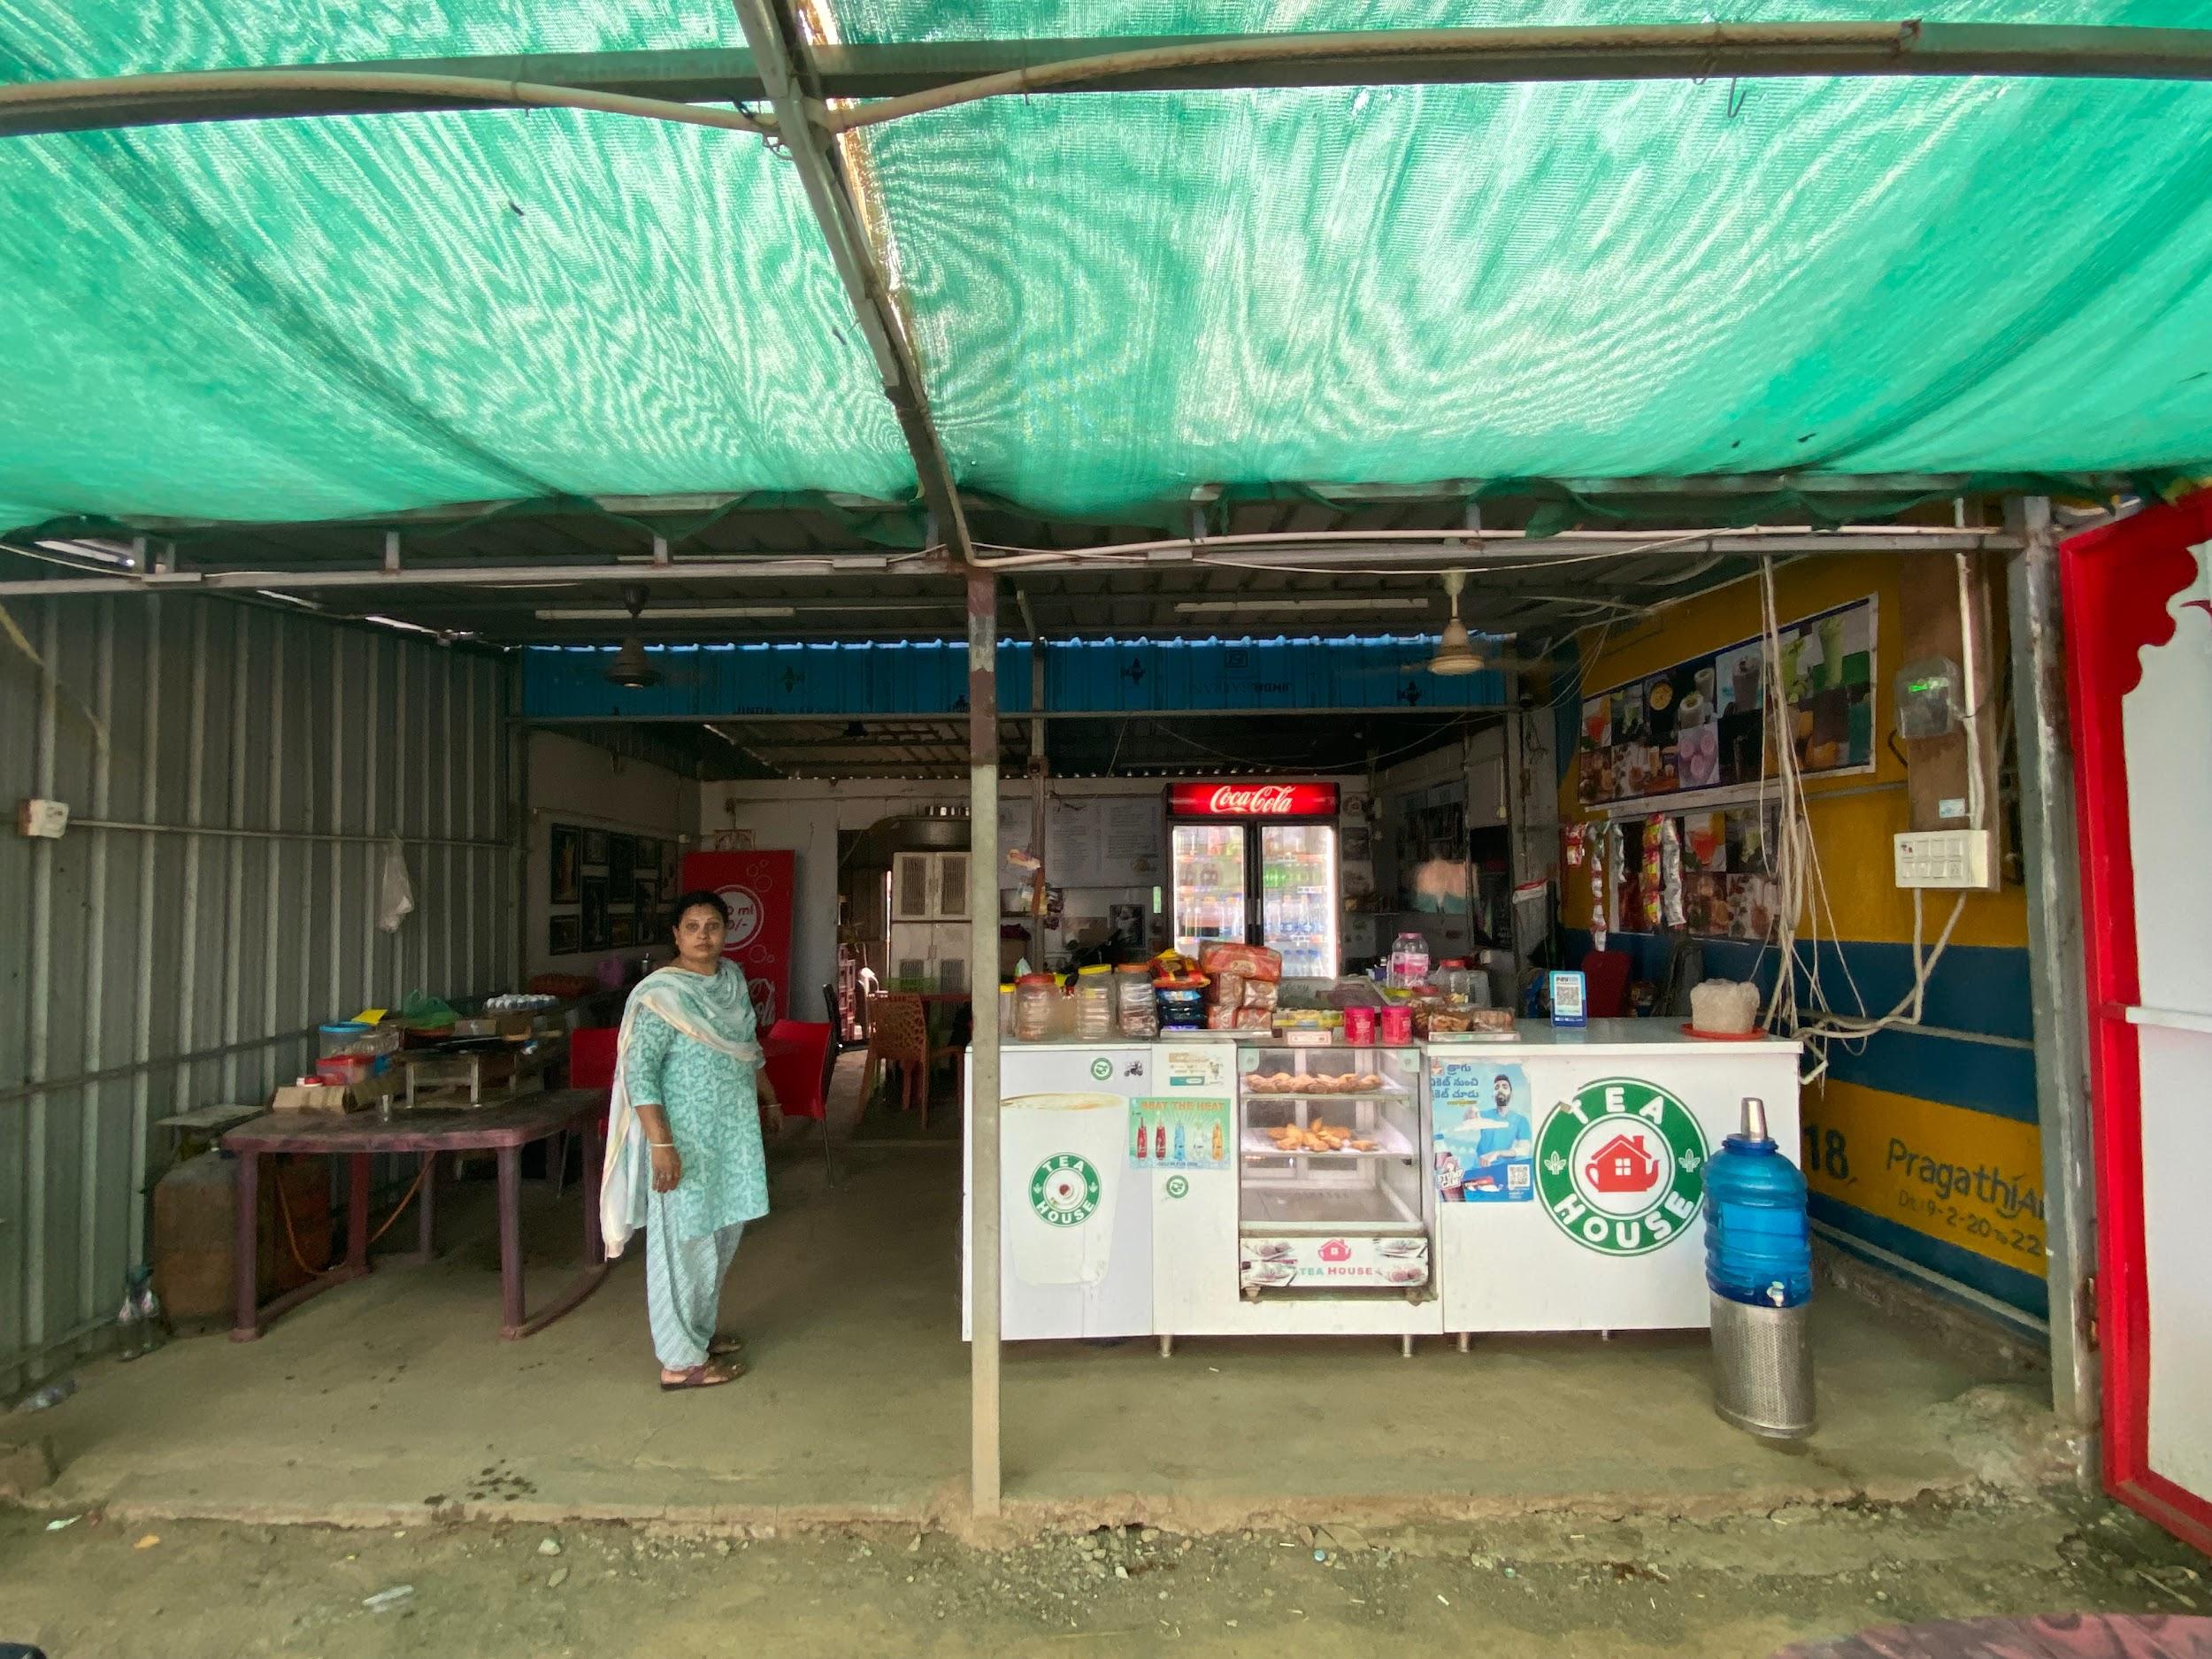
[549,825,580,903]
[1576,595,1877,809]
[1668,802,1787,939]
[1127,1098,1231,1171]
[1429,1057,1535,1203]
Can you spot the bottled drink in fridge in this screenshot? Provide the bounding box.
[1703,1097,1812,1309]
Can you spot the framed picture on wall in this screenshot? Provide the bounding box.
[610,910,635,948]
[549,913,581,955]
[608,834,634,892]
[635,879,660,930]
[580,877,611,949]
[581,828,610,867]
[549,825,580,903]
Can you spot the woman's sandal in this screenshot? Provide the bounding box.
[708,1334,746,1360]
[659,1358,745,1391]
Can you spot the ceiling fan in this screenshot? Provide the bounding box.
[604,585,660,688]
[1426,571,1552,675]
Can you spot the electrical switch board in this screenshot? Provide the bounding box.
[1893,829,1996,891]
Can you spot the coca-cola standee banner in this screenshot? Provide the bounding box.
[1166,781,1340,819]
[679,850,795,1026]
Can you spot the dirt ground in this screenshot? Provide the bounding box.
[4,1488,2207,1659]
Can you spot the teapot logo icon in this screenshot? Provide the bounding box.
[1318,1239,1352,1263]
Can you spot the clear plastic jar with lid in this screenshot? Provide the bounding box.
[1014,973,1058,1043]
[1074,964,1116,1040]
[1116,964,1158,1038]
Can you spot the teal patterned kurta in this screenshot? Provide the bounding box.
[618,984,769,1243]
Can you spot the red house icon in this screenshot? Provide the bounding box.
[1584,1133,1659,1194]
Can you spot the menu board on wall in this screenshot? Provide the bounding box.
[995,795,1165,891]
[1578,595,1878,809]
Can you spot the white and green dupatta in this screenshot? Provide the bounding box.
[598,960,761,1258]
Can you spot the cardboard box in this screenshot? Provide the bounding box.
[270,1070,403,1114]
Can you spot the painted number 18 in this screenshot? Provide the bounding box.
[1799,1119,1851,1182]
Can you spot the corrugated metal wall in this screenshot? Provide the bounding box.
[0,594,516,1384]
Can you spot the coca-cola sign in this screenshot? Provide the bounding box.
[1167,781,1340,819]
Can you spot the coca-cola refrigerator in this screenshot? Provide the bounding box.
[1166,781,1340,979]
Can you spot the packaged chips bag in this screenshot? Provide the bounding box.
[1198,942,1282,983]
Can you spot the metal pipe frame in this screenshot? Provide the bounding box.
[63,817,512,849]
[825,20,2212,131]
[51,474,2107,539]
[964,565,1002,1519]
[2005,496,2101,1458]
[4,26,2212,142]
[0,66,772,139]
[0,528,2016,598]
[727,0,978,567]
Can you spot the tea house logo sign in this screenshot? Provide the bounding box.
[1534,1078,1708,1257]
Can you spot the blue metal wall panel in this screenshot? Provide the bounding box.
[524,635,1507,719]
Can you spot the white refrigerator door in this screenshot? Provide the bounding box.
[963,1045,1156,1340]
[1260,823,1339,978]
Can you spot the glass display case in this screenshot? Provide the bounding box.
[1236,1045,1431,1295]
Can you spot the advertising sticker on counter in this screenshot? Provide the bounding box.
[1162,1046,1230,1093]
[1535,1076,1709,1257]
[1128,1098,1232,1171]
[1240,1234,1430,1291]
[1430,1059,1535,1203]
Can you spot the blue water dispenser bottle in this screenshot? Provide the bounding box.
[1703,1095,1816,1438]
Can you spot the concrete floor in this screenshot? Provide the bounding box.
[27,1062,2070,1536]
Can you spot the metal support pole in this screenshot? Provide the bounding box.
[965,567,1003,1519]
[2005,496,2100,1454]
[1018,588,1048,951]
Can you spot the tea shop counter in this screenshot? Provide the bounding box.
[960,1024,1802,1348]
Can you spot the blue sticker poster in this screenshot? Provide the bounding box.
[1430,1058,1535,1203]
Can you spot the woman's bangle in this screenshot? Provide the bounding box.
[648,1141,676,1148]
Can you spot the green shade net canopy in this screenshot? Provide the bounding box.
[3,1,2212,534]
[0,4,912,532]
[832,0,2212,521]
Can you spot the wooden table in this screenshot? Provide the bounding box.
[221,1089,609,1342]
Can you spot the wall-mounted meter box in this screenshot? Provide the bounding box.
[1895,657,1963,740]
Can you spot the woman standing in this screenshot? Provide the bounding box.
[600,890,780,1390]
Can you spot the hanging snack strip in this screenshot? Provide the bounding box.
[1659,816,1686,929]
[1587,823,1609,954]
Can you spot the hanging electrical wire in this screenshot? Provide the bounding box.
[1749,556,1969,1084]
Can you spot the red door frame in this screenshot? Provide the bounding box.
[2062,489,2212,1554]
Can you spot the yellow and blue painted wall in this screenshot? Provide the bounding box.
[1557,554,2046,1326]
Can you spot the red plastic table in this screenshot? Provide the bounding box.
[221,1089,610,1342]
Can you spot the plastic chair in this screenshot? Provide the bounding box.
[824,981,854,1048]
[570,1027,618,1090]
[1579,948,1634,1019]
[764,1018,836,1182]
[861,994,958,1130]
[547,1026,622,1196]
